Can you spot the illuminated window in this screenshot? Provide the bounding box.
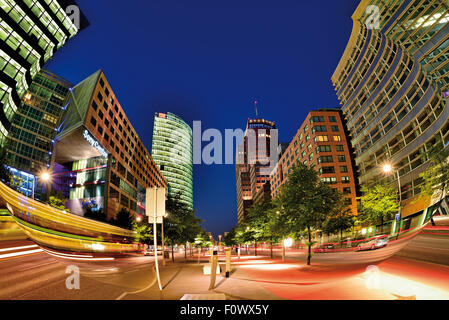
[314,135,329,142]
[333,135,342,142]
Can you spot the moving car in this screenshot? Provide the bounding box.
[357,236,389,251]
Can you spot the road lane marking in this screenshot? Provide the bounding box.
[0,249,43,260]
[0,244,39,252]
[116,266,157,300]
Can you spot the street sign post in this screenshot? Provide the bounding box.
[146,187,166,290]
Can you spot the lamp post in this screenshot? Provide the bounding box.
[32,171,51,199]
[382,164,402,237]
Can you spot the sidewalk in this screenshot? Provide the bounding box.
[121,254,283,300]
[118,252,449,300]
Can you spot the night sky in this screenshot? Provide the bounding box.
[46,0,360,237]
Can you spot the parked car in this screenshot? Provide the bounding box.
[313,244,334,253]
[357,236,389,251]
[144,248,163,256]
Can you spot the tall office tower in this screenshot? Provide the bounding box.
[0,0,88,147]
[332,1,449,218]
[270,109,359,216]
[51,70,167,218]
[236,118,277,224]
[5,70,72,197]
[151,112,193,209]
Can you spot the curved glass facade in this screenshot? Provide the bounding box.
[333,0,449,217]
[0,0,87,147]
[151,112,193,209]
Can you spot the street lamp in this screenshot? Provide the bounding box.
[382,163,402,237]
[32,170,51,199]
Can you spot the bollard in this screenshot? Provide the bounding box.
[225,248,231,278]
[209,250,218,290]
[197,246,201,264]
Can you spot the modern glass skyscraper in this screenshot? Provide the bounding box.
[0,0,88,147]
[333,1,449,218]
[151,112,193,209]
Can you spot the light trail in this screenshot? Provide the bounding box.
[0,249,43,260]
[0,244,39,252]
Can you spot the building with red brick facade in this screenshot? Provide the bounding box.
[270,109,359,216]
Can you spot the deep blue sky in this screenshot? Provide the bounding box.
[46,0,359,237]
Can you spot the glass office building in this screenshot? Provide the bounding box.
[0,0,88,147]
[151,112,193,209]
[332,0,449,217]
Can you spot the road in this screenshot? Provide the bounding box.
[1,230,449,300]
[0,240,157,299]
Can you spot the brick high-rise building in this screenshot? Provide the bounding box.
[270,109,359,216]
[236,118,277,223]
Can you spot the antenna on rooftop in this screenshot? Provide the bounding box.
[254,100,259,118]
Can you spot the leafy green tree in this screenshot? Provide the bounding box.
[244,197,276,256]
[164,193,203,261]
[323,199,354,243]
[359,182,399,229]
[276,163,342,265]
[223,226,237,247]
[133,218,153,245]
[194,229,213,248]
[418,138,449,226]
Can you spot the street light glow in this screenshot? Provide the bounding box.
[284,237,293,247]
[382,164,393,173]
[40,172,51,181]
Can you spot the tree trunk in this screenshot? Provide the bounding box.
[307,226,312,266]
[185,244,187,259]
[282,237,285,262]
[171,245,175,262]
[254,241,257,256]
[270,237,273,259]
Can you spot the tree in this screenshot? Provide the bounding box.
[418,138,449,226]
[244,197,276,256]
[222,226,237,247]
[194,229,213,248]
[84,207,107,223]
[277,163,343,265]
[133,218,153,245]
[164,193,203,261]
[0,147,10,183]
[110,208,133,230]
[359,182,399,229]
[323,200,354,244]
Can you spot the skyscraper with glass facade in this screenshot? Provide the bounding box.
[0,0,88,147]
[151,112,193,209]
[332,0,449,218]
